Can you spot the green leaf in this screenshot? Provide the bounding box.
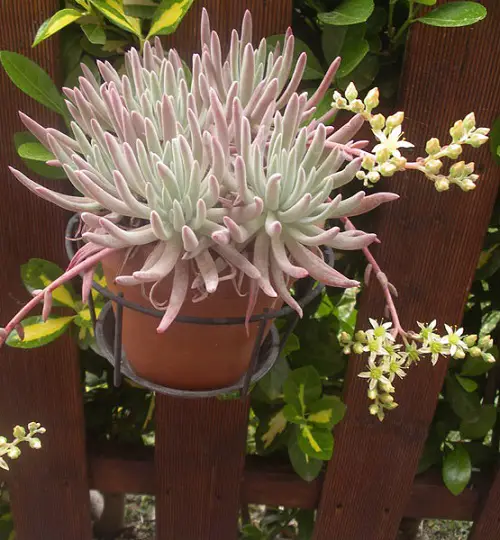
[312,89,337,123]
[0,52,66,116]
[261,409,288,448]
[6,315,75,348]
[267,35,324,81]
[319,0,374,26]
[442,445,471,495]
[337,26,369,79]
[89,0,141,35]
[14,132,67,180]
[33,9,85,47]
[257,356,290,401]
[460,405,497,440]
[17,142,55,162]
[283,366,322,413]
[308,396,346,428]
[455,375,478,393]
[81,24,107,45]
[490,116,500,165]
[288,429,323,481]
[418,2,487,28]
[147,0,194,38]
[415,0,437,5]
[321,26,347,64]
[21,258,77,309]
[445,375,481,419]
[461,354,495,377]
[481,311,500,337]
[297,425,334,460]
[283,404,304,424]
[337,53,379,91]
[296,510,315,540]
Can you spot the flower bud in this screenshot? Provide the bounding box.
[28,422,38,432]
[7,447,21,460]
[379,382,394,393]
[464,162,475,176]
[469,133,488,148]
[369,403,379,416]
[367,389,377,400]
[335,97,347,108]
[367,171,381,184]
[478,335,493,350]
[364,88,380,110]
[353,342,364,355]
[29,438,42,450]
[425,138,441,155]
[355,330,366,342]
[392,156,407,170]
[450,120,465,141]
[362,156,375,170]
[445,144,463,159]
[350,99,364,113]
[450,161,466,178]
[356,171,366,180]
[375,148,391,163]
[463,113,476,131]
[460,179,476,191]
[384,402,399,410]
[339,331,351,344]
[424,159,443,175]
[0,437,7,445]
[464,334,477,347]
[379,163,397,177]
[435,178,450,192]
[13,426,26,439]
[453,348,466,359]
[386,112,404,129]
[379,393,394,404]
[475,127,490,136]
[370,114,385,131]
[345,83,358,102]
[484,353,496,364]
[470,346,482,357]
[343,346,351,355]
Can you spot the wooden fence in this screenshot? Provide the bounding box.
[0,0,499,539]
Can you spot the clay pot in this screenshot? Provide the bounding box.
[101,246,278,390]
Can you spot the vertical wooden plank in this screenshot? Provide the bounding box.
[155,397,250,540]
[313,1,500,539]
[0,1,92,539]
[155,3,292,539]
[469,466,500,539]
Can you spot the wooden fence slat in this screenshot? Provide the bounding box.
[313,1,500,539]
[155,397,250,540]
[0,1,92,539]
[155,3,292,538]
[469,465,500,539]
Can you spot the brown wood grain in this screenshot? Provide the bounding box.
[165,0,293,60]
[88,449,483,521]
[469,465,500,539]
[156,3,292,539]
[313,2,500,539]
[0,1,92,539]
[155,396,250,540]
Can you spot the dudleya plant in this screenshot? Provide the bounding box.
[0,9,493,415]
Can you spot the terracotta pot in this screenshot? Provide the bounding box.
[101,246,278,390]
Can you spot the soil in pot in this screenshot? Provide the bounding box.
[101,246,279,390]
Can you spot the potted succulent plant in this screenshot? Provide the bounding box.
[0,9,489,392]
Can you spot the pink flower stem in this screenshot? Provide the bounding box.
[342,217,407,338]
[0,247,118,346]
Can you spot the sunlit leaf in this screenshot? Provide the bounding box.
[6,316,75,348]
[33,9,85,47]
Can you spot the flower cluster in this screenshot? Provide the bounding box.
[340,320,495,420]
[332,83,489,191]
[0,422,45,470]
